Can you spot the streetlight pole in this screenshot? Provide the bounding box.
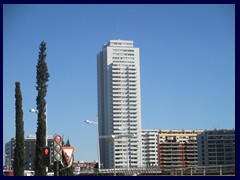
[113,136,116,176]
[29,104,47,147]
[4,154,9,170]
[116,126,130,169]
[84,119,101,170]
[29,104,48,173]
[46,104,47,147]
[100,134,136,176]
[10,159,13,171]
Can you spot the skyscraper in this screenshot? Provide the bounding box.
[97,40,142,169]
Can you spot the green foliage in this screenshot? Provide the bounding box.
[35,41,50,176]
[13,82,25,176]
[65,139,71,147]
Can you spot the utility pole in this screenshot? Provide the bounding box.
[54,161,60,176]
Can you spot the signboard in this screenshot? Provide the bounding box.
[62,147,74,167]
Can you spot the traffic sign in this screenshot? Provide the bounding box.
[62,147,74,167]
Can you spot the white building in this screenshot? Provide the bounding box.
[97,40,142,169]
[142,130,159,167]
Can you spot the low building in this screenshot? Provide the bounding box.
[73,161,97,175]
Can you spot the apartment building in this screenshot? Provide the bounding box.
[197,129,235,166]
[97,40,142,169]
[142,130,159,167]
[158,129,203,170]
[4,135,54,171]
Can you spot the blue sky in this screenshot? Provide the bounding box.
[3,4,235,162]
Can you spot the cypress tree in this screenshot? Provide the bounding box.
[13,82,25,176]
[35,41,50,176]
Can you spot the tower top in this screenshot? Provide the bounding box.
[103,39,134,48]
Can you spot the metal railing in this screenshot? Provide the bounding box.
[75,164,235,176]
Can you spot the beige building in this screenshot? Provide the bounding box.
[158,129,203,170]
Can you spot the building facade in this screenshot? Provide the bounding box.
[5,135,54,171]
[142,130,159,167]
[158,129,203,170]
[197,129,235,166]
[73,161,98,175]
[4,138,15,170]
[97,40,142,169]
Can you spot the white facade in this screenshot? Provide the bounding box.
[142,130,159,167]
[97,40,142,169]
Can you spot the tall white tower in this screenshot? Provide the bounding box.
[97,40,142,169]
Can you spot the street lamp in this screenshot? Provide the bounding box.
[100,134,136,176]
[29,104,48,173]
[5,154,9,170]
[115,126,132,169]
[4,154,14,171]
[84,119,101,170]
[10,159,13,170]
[85,120,98,125]
[29,104,47,147]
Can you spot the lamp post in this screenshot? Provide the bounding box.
[29,104,48,173]
[116,126,129,169]
[85,120,136,176]
[4,154,9,170]
[29,104,47,147]
[100,134,136,176]
[4,154,13,171]
[84,119,101,170]
[10,159,13,170]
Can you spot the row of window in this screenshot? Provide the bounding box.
[113,120,138,122]
[113,97,137,100]
[112,80,136,83]
[113,53,135,56]
[114,112,138,115]
[113,104,137,107]
[113,59,134,63]
[112,64,136,68]
[112,71,136,74]
[112,77,137,80]
[112,92,137,95]
[112,87,137,90]
[113,116,137,118]
[112,49,134,52]
[113,108,137,111]
[112,84,137,87]
[159,131,199,134]
[112,56,134,60]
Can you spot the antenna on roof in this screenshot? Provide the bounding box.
[116,26,120,40]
